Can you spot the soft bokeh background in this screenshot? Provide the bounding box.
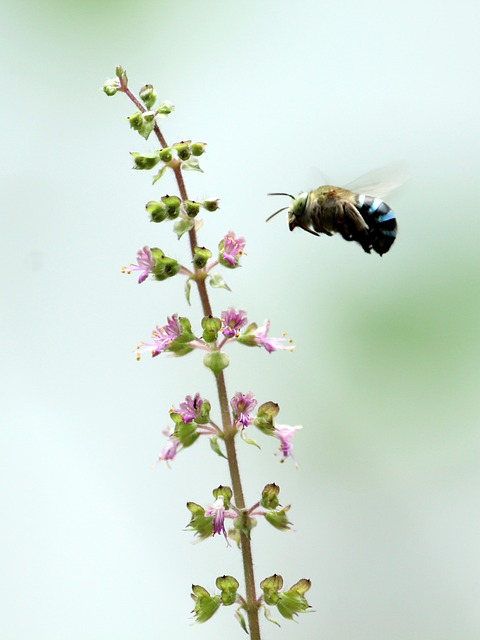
[2,0,479,638]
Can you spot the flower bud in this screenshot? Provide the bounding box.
[130,151,161,170]
[260,574,283,605]
[265,506,292,531]
[173,140,192,161]
[191,585,221,623]
[158,147,174,163]
[146,200,167,223]
[103,79,119,96]
[115,65,125,78]
[255,401,280,434]
[186,503,214,540]
[212,485,233,508]
[184,200,201,218]
[277,579,312,620]
[174,420,199,448]
[128,112,144,131]
[152,256,180,281]
[161,194,181,219]
[139,83,157,109]
[204,350,230,376]
[190,142,207,156]
[261,483,280,510]
[233,510,256,539]
[202,198,220,212]
[157,100,175,117]
[215,575,239,606]
[193,246,212,269]
[201,315,221,343]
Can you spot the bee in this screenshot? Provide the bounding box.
[267,164,406,256]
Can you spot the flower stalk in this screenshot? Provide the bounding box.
[104,66,310,638]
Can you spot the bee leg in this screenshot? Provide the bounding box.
[342,202,372,253]
[298,224,320,237]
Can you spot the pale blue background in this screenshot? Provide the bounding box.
[1,1,480,639]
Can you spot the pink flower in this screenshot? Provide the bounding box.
[177,393,204,423]
[220,231,246,267]
[205,496,237,540]
[136,314,182,359]
[253,321,294,353]
[221,307,248,338]
[158,429,181,465]
[274,424,302,463]
[230,391,257,428]
[123,246,156,283]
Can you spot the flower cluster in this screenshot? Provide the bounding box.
[157,392,301,466]
[135,308,294,368]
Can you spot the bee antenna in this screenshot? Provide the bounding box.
[266,206,289,222]
[267,192,295,199]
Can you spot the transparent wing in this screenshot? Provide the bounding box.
[344,161,409,199]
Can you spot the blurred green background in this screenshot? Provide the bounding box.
[2,0,480,638]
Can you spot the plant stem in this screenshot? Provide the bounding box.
[123,89,261,639]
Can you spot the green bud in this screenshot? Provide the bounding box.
[193,246,212,269]
[161,194,181,219]
[201,315,221,343]
[191,585,221,623]
[190,142,207,156]
[146,200,167,223]
[260,574,283,606]
[261,483,280,510]
[174,420,199,448]
[115,65,125,78]
[195,398,211,425]
[152,256,180,281]
[158,147,174,163]
[255,401,280,434]
[178,316,196,342]
[233,510,256,539]
[236,322,258,347]
[212,485,233,508]
[184,200,201,218]
[277,579,312,620]
[128,112,144,130]
[173,141,192,161]
[204,350,229,376]
[186,503,214,541]
[139,83,157,109]
[215,575,239,607]
[265,506,292,531]
[157,100,175,117]
[103,79,119,96]
[202,198,220,212]
[130,151,161,170]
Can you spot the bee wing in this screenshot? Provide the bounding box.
[344,161,409,199]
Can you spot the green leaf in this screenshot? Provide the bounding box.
[210,436,227,459]
[185,278,192,305]
[152,165,168,184]
[235,609,249,634]
[263,605,281,627]
[208,273,232,292]
[174,218,194,239]
[181,157,204,172]
[240,428,260,449]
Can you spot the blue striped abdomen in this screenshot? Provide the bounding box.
[357,194,397,256]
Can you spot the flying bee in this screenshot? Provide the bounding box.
[267,163,407,256]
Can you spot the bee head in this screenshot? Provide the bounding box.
[266,191,308,229]
[288,193,308,231]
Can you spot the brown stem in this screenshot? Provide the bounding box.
[123,86,261,639]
